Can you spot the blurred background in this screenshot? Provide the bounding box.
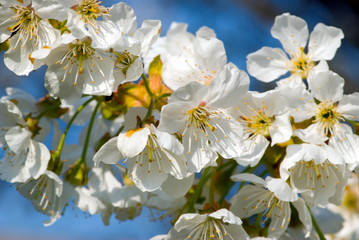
[0,0,358,239]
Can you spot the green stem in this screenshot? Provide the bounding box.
[188,167,211,213]
[141,73,154,97]
[80,99,102,164]
[55,97,94,158]
[218,161,238,204]
[254,212,263,227]
[144,97,154,122]
[309,207,326,240]
[159,93,171,99]
[209,167,216,204]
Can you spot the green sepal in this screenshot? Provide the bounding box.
[65,159,88,186]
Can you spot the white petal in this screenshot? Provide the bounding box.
[271,13,309,56]
[2,87,37,115]
[267,201,291,238]
[292,198,312,238]
[269,112,293,145]
[135,19,161,56]
[123,107,147,131]
[294,124,328,144]
[309,71,344,102]
[276,75,306,90]
[26,140,50,179]
[265,177,298,202]
[329,126,359,166]
[152,125,184,155]
[231,173,265,185]
[5,126,31,153]
[44,63,84,105]
[109,185,147,208]
[0,100,25,142]
[113,57,143,86]
[280,86,316,122]
[0,7,15,42]
[4,35,33,76]
[174,213,208,232]
[73,186,105,215]
[32,0,68,21]
[127,157,168,191]
[247,47,289,82]
[93,137,123,166]
[338,92,359,120]
[207,115,244,159]
[209,208,243,225]
[161,174,194,199]
[0,151,31,182]
[234,135,269,167]
[193,27,227,76]
[108,2,137,35]
[117,127,150,158]
[183,127,216,172]
[158,102,192,134]
[229,185,269,218]
[205,63,249,108]
[308,23,344,61]
[82,55,115,96]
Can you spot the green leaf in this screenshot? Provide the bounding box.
[148,55,162,78]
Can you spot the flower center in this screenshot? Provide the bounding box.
[56,39,106,85]
[8,5,40,48]
[239,103,272,138]
[111,50,138,76]
[290,160,340,191]
[187,218,228,239]
[75,0,109,24]
[290,47,315,78]
[133,132,172,174]
[314,101,342,136]
[187,103,215,131]
[248,113,271,136]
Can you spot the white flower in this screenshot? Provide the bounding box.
[169,208,249,240]
[247,13,343,87]
[107,3,161,86]
[280,144,349,207]
[0,100,50,183]
[94,122,187,192]
[17,170,71,226]
[149,22,227,90]
[0,0,61,75]
[325,176,359,239]
[230,173,312,239]
[0,87,52,141]
[145,191,186,216]
[88,163,147,225]
[282,71,359,167]
[0,100,25,146]
[32,34,116,104]
[59,0,119,48]
[72,185,105,215]
[159,63,249,172]
[231,90,292,167]
[1,87,38,115]
[159,173,195,199]
[93,108,187,192]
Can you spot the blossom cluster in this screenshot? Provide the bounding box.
[1,1,359,239]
